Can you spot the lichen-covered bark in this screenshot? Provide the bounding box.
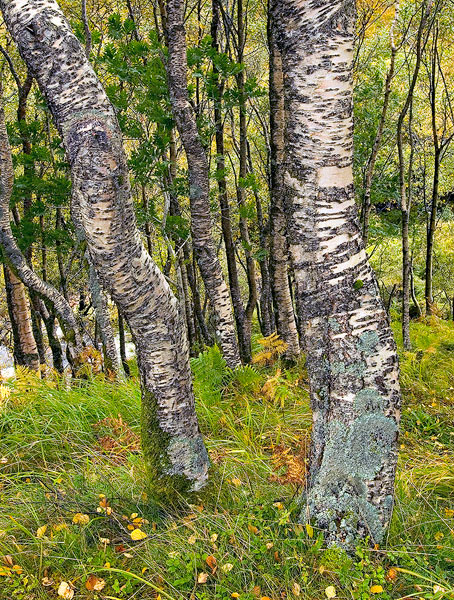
[3,264,40,370]
[268,17,300,360]
[0,81,81,355]
[0,0,210,495]
[272,0,401,547]
[165,0,241,368]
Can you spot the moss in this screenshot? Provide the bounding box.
[353,279,364,290]
[140,387,210,505]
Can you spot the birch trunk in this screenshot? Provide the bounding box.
[88,262,123,377]
[3,264,40,371]
[272,0,401,546]
[268,13,300,359]
[1,0,210,495]
[165,0,241,368]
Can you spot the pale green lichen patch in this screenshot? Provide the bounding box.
[358,330,380,354]
[331,360,366,378]
[303,413,398,547]
[354,388,384,413]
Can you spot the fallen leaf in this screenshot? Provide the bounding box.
[231,594,240,598]
[292,582,301,596]
[72,513,89,525]
[386,568,398,582]
[85,575,106,591]
[370,585,384,594]
[42,577,54,586]
[187,534,197,545]
[306,523,313,538]
[130,528,147,541]
[248,524,259,535]
[57,581,74,599]
[325,586,336,599]
[222,563,234,573]
[36,525,47,538]
[197,572,208,584]
[206,555,217,572]
[2,555,13,567]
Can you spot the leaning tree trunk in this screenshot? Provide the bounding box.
[272,0,401,547]
[0,0,210,496]
[164,0,241,368]
[268,11,300,360]
[3,264,40,371]
[0,82,82,358]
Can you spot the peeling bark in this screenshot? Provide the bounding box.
[164,0,241,368]
[0,0,210,495]
[272,0,401,547]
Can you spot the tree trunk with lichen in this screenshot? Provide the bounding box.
[268,13,300,360]
[164,0,241,368]
[0,0,210,497]
[272,0,401,547]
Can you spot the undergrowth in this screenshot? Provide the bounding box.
[0,323,453,599]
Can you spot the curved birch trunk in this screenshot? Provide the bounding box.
[3,264,40,371]
[268,15,300,360]
[165,0,241,368]
[272,0,401,547]
[0,0,210,495]
[0,83,82,356]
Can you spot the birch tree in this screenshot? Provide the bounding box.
[164,0,242,368]
[0,0,210,496]
[272,0,401,546]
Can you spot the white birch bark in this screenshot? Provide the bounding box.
[272,0,401,546]
[0,0,210,495]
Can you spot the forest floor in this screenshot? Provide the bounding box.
[0,318,453,600]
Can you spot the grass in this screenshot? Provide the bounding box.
[0,323,453,600]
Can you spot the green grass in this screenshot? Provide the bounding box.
[0,323,454,600]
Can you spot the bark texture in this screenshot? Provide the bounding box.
[3,264,40,370]
[268,14,300,359]
[1,0,210,495]
[165,0,241,368]
[272,0,401,547]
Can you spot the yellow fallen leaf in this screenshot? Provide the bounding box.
[325,585,336,599]
[306,523,313,538]
[197,572,208,584]
[57,581,74,599]
[370,585,383,594]
[36,525,47,538]
[12,565,23,574]
[210,533,218,543]
[248,524,259,535]
[231,594,240,598]
[187,534,197,545]
[231,478,242,487]
[293,582,301,596]
[130,528,147,541]
[222,563,234,573]
[72,513,89,525]
[445,509,454,518]
[0,566,11,576]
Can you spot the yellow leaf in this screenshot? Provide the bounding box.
[104,562,111,568]
[130,513,138,519]
[72,513,89,525]
[231,594,240,598]
[444,509,454,518]
[210,533,218,543]
[434,532,444,541]
[187,534,197,545]
[57,581,74,599]
[293,582,301,596]
[36,525,47,538]
[305,523,313,538]
[325,586,336,599]
[222,563,234,573]
[12,565,23,574]
[248,524,259,535]
[197,572,208,584]
[370,585,384,594]
[231,478,242,487]
[0,566,11,577]
[130,528,147,541]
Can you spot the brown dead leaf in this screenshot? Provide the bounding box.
[85,574,106,591]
